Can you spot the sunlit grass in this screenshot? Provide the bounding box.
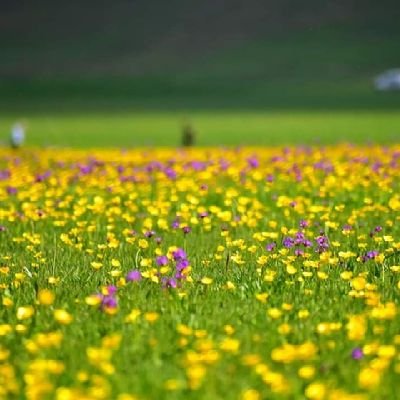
[1,110,399,147]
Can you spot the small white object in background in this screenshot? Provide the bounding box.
[374,69,400,91]
[10,122,25,148]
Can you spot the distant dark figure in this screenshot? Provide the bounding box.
[181,124,196,147]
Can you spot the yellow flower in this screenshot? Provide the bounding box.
[0,344,10,360]
[286,265,297,275]
[201,277,213,285]
[278,323,292,335]
[220,338,240,353]
[144,312,159,323]
[339,251,356,259]
[54,309,73,325]
[224,324,235,335]
[186,364,206,389]
[340,271,353,280]
[38,289,55,305]
[255,292,269,303]
[298,365,315,380]
[138,239,149,249]
[298,309,310,319]
[15,324,27,333]
[125,309,141,323]
[87,347,112,364]
[241,354,261,366]
[17,306,35,320]
[0,324,12,336]
[282,303,293,311]
[111,259,121,267]
[226,281,236,290]
[388,195,400,211]
[90,261,103,270]
[48,276,60,285]
[177,324,193,336]
[241,389,260,400]
[358,367,381,389]
[305,382,326,399]
[351,277,366,291]
[2,297,13,307]
[377,345,396,359]
[317,271,328,280]
[85,295,102,306]
[267,308,282,319]
[102,333,122,349]
[346,315,366,341]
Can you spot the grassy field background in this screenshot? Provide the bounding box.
[1,0,400,146]
[1,110,400,147]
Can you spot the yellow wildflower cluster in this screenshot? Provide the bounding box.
[0,145,399,398]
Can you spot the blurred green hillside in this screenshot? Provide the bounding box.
[1,0,399,109]
[1,0,400,146]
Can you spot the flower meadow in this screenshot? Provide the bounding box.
[0,145,400,400]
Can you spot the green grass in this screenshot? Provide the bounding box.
[1,110,400,147]
[0,146,399,399]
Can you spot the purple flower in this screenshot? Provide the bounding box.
[266,174,274,182]
[219,159,230,171]
[164,167,177,180]
[182,226,191,234]
[6,186,17,195]
[367,250,379,258]
[315,235,329,252]
[126,270,142,282]
[266,242,276,252]
[146,161,163,172]
[191,161,206,171]
[102,295,117,309]
[299,219,309,228]
[144,230,156,238]
[283,237,295,248]
[156,255,168,266]
[295,231,305,242]
[176,259,189,271]
[167,278,177,288]
[171,220,180,229]
[106,285,117,296]
[162,277,177,289]
[0,170,10,180]
[35,171,51,182]
[362,250,379,262]
[247,156,259,168]
[79,165,92,175]
[172,248,187,261]
[0,225,6,232]
[351,347,364,360]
